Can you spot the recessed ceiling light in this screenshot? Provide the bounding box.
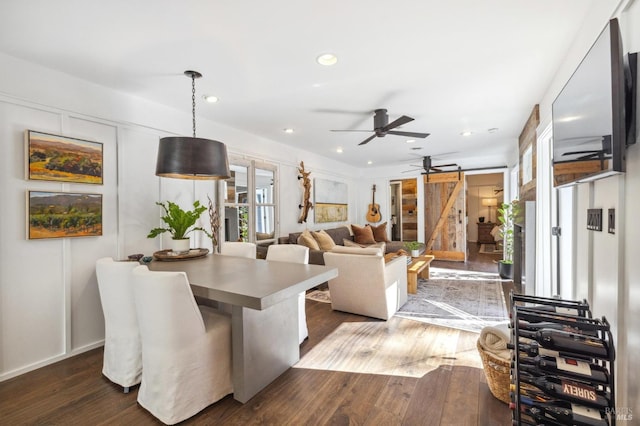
[284,128,294,134]
[203,95,219,103]
[367,160,373,165]
[406,139,416,144]
[336,147,343,153]
[317,53,338,66]
[460,131,473,136]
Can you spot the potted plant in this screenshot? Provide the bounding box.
[404,241,422,258]
[496,199,520,279]
[147,200,211,253]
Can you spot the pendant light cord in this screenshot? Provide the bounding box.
[191,74,197,138]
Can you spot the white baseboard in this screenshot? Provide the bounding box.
[0,340,104,382]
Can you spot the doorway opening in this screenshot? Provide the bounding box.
[389,178,417,242]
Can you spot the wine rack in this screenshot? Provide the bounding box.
[509,293,616,425]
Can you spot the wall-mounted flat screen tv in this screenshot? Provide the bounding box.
[552,18,636,187]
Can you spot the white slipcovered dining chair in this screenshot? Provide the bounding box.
[95,257,142,393]
[131,265,233,425]
[266,244,310,343]
[323,246,407,320]
[220,242,256,258]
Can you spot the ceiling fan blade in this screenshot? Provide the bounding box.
[358,134,378,145]
[576,153,603,160]
[383,115,414,131]
[330,129,373,132]
[434,163,457,168]
[562,150,600,156]
[387,130,430,138]
[430,167,442,172]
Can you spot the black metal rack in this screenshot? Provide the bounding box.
[510,292,616,425]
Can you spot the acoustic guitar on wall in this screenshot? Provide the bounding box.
[366,184,381,223]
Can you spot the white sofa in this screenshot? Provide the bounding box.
[323,246,407,320]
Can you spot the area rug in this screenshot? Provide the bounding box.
[306,289,331,304]
[479,243,502,254]
[396,267,508,333]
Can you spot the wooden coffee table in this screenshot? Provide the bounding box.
[407,255,435,294]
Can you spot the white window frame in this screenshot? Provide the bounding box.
[220,156,278,244]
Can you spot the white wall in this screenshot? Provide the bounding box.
[537,0,639,413]
[0,52,361,381]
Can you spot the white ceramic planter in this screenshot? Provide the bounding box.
[411,249,420,258]
[171,238,191,254]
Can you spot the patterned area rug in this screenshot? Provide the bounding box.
[306,289,331,304]
[396,267,508,333]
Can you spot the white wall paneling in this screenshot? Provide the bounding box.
[0,55,359,380]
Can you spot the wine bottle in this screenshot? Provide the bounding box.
[525,303,590,316]
[510,383,557,403]
[517,373,611,409]
[515,355,610,384]
[516,396,609,426]
[514,319,599,336]
[517,329,610,359]
[509,341,594,361]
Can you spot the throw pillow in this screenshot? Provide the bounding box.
[343,238,362,247]
[351,224,376,245]
[367,222,391,243]
[312,230,336,251]
[297,229,320,250]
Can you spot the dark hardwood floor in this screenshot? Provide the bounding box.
[0,242,513,425]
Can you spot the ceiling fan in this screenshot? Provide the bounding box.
[331,108,430,145]
[403,155,458,173]
[561,135,612,160]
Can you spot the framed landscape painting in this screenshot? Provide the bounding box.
[27,191,103,239]
[26,130,103,184]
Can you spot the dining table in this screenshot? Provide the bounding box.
[149,253,338,403]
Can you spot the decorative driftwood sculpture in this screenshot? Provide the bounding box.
[297,161,312,223]
[207,195,220,250]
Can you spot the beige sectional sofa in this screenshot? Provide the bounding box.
[277,224,423,265]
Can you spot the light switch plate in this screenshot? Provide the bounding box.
[587,209,602,231]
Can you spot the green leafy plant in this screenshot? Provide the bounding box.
[497,199,520,264]
[404,241,422,251]
[147,200,212,240]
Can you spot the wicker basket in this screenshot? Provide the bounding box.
[477,339,511,404]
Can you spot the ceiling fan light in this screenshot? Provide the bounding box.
[406,139,416,143]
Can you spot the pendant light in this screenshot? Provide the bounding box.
[155,70,230,180]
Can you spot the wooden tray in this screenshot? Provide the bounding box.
[153,248,209,261]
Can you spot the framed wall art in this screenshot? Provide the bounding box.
[25,130,103,184]
[27,191,103,239]
[314,178,348,223]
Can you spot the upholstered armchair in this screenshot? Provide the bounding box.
[95,257,142,392]
[323,247,407,320]
[131,266,233,425]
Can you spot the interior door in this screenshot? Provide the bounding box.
[424,172,466,261]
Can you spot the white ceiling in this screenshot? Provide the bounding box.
[0,0,612,171]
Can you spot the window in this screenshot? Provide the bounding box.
[221,158,277,244]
